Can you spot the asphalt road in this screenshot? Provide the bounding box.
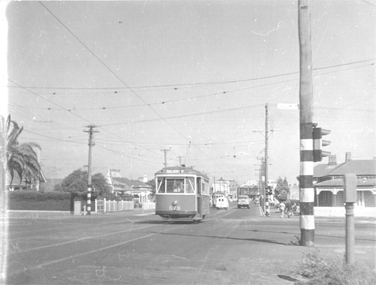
[3,203,375,285]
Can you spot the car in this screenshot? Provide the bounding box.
[237,195,250,209]
[215,196,229,210]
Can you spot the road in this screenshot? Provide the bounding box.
[3,202,375,285]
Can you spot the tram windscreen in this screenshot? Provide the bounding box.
[167,179,184,193]
[157,177,195,194]
[157,178,166,193]
[186,177,195,193]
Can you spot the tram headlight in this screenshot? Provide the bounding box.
[172,201,178,206]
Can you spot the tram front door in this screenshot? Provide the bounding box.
[197,178,202,217]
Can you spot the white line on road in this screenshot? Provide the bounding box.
[37,233,156,269]
[12,224,156,254]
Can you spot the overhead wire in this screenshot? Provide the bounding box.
[37,1,227,172]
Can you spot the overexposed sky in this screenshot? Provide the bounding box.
[4,0,376,184]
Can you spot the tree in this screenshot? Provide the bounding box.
[274,177,290,201]
[1,115,43,188]
[146,179,156,195]
[58,169,111,196]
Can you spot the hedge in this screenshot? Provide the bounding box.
[8,191,95,211]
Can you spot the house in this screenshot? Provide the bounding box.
[106,169,153,202]
[212,178,238,198]
[313,152,376,217]
[7,170,47,191]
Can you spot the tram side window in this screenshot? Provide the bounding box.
[157,178,166,193]
[186,177,195,193]
[167,179,184,193]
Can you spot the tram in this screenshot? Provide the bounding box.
[155,165,210,222]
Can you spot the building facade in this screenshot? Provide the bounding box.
[106,169,153,203]
[313,153,376,216]
[212,178,238,199]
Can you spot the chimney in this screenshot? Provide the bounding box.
[345,152,351,161]
[328,155,337,165]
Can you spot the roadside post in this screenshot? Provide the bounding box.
[265,190,270,217]
[344,173,357,264]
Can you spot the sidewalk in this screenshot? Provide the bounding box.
[260,205,376,224]
[4,207,156,219]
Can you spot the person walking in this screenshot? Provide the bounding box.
[285,199,292,218]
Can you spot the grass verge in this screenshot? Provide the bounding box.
[293,249,376,285]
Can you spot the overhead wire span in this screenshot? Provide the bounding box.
[38,1,228,173]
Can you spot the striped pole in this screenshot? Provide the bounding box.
[87,185,92,214]
[300,123,315,246]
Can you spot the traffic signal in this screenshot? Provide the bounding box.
[266,186,273,196]
[312,125,331,162]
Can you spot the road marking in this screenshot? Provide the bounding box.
[25,233,154,270]
[11,224,156,254]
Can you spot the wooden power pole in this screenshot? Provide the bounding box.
[160,149,170,168]
[298,0,315,246]
[84,125,97,215]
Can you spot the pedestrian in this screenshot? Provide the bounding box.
[279,202,285,218]
[285,199,292,218]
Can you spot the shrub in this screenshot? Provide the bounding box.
[8,191,72,211]
[294,249,376,285]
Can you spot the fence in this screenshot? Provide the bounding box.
[141,202,156,210]
[93,199,155,214]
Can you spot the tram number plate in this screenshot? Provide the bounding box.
[169,206,181,211]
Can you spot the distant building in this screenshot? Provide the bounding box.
[313,152,376,217]
[106,169,153,202]
[212,178,238,198]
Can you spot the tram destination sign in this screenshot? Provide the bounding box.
[166,169,185,173]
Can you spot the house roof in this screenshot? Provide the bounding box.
[328,160,376,176]
[314,159,376,178]
[111,177,150,188]
[315,178,376,188]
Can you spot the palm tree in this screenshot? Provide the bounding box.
[1,115,43,189]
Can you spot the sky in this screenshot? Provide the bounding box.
[1,0,375,186]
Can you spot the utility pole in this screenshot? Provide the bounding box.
[265,104,269,193]
[84,125,97,215]
[298,0,315,246]
[264,104,271,216]
[160,148,170,168]
[213,177,216,193]
[177,156,184,166]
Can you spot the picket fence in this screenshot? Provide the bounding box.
[94,199,155,214]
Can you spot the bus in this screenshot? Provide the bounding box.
[155,166,210,222]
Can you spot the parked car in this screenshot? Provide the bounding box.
[215,196,229,210]
[237,195,250,209]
